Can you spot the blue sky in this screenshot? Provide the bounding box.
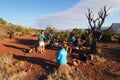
[0,0,120,30]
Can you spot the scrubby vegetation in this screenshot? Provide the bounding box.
[36,65,92,80]
[46,67,91,80]
[0,53,28,80]
[0,18,40,39]
[0,53,98,80]
[101,29,116,41]
[0,18,120,43]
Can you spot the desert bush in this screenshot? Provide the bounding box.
[21,29,29,35]
[114,33,120,43]
[0,18,6,25]
[0,53,28,80]
[0,18,42,39]
[56,31,70,41]
[0,53,13,69]
[15,26,23,32]
[72,28,83,38]
[101,29,116,41]
[81,33,87,40]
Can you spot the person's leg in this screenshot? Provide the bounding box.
[43,42,46,53]
[38,42,43,54]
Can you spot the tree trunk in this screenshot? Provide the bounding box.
[90,32,97,54]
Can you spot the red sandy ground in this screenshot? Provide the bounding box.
[0,36,120,80]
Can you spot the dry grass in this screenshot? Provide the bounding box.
[0,53,28,80]
[104,69,120,80]
[93,55,105,62]
[47,66,92,80]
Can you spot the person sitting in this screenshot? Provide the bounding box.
[53,40,59,48]
[70,34,76,44]
[56,41,71,73]
[74,37,82,49]
[56,41,68,65]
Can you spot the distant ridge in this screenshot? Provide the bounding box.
[111,23,120,32]
[102,23,120,32]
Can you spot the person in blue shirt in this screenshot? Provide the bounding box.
[56,41,68,65]
[38,30,46,54]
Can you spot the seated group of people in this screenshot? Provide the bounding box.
[68,36,93,63]
[29,30,92,67]
[55,40,92,69]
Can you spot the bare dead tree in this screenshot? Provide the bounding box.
[85,6,113,53]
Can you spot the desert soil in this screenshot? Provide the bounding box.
[0,36,120,80]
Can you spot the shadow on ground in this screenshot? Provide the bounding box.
[17,39,38,47]
[13,54,58,71]
[3,44,29,53]
[102,47,120,62]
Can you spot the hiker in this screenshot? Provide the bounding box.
[38,30,46,54]
[49,30,55,47]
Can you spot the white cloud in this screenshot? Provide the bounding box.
[35,0,120,30]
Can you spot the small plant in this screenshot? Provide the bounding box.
[0,53,13,69]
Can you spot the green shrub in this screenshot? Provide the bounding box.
[101,29,116,41]
[55,31,70,41]
[72,28,83,38]
[81,33,88,40]
[21,29,29,35]
[15,26,23,32]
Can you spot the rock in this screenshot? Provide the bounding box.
[77,60,81,64]
[73,60,79,67]
[97,48,102,53]
[72,59,81,67]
